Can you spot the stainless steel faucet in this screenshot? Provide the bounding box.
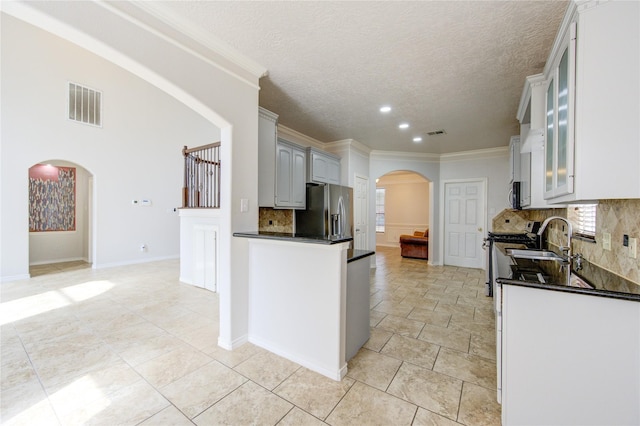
[537,216,573,262]
[537,216,585,284]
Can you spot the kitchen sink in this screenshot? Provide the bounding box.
[505,248,566,262]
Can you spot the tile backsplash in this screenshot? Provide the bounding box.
[259,208,294,233]
[492,199,640,286]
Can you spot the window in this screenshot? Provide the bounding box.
[569,204,597,240]
[376,187,385,232]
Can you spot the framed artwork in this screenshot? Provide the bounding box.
[29,164,76,232]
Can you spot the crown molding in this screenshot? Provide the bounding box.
[439,146,509,162]
[277,124,324,148]
[125,1,268,80]
[543,0,578,78]
[325,139,371,157]
[370,150,441,162]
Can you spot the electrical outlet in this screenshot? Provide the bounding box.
[630,238,637,259]
[602,232,611,251]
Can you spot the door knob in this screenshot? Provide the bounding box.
[478,227,483,232]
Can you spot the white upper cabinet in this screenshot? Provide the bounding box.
[307,147,341,185]
[517,74,554,209]
[275,140,306,208]
[544,21,576,200]
[258,107,306,209]
[542,1,640,202]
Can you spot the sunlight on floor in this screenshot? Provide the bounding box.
[0,280,114,325]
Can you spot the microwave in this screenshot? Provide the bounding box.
[511,181,521,210]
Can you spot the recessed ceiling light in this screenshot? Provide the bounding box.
[413,137,422,143]
[379,106,391,113]
[398,123,409,129]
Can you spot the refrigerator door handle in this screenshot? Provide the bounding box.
[338,196,345,237]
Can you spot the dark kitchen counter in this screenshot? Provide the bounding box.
[233,231,353,245]
[497,254,640,302]
[347,249,375,263]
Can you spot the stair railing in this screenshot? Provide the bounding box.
[182,142,220,208]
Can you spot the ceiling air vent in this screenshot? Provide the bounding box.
[68,82,102,127]
[427,129,446,136]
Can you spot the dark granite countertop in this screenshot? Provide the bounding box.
[233,231,353,245]
[497,252,640,302]
[347,249,375,263]
[496,277,640,302]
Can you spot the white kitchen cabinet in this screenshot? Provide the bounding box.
[258,107,306,209]
[544,20,576,200]
[516,74,552,209]
[276,140,306,209]
[501,284,640,425]
[542,1,640,202]
[307,147,341,185]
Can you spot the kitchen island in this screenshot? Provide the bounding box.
[233,232,373,380]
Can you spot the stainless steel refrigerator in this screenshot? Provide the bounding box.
[295,183,353,240]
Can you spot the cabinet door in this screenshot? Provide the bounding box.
[311,153,329,183]
[291,147,306,208]
[326,157,341,184]
[275,144,292,206]
[258,108,278,208]
[544,23,576,199]
[545,79,555,195]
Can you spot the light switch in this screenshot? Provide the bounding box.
[630,238,637,259]
[240,198,249,212]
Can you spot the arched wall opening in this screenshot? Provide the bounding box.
[375,170,431,248]
[28,160,94,271]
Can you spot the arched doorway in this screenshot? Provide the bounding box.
[28,160,93,275]
[375,170,431,248]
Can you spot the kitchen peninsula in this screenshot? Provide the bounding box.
[233,231,373,380]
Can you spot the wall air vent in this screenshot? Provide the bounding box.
[426,129,446,136]
[68,82,102,127]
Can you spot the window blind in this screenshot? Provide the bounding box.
[572,204,597,239]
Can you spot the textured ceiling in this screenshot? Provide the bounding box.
[155,1,568,154]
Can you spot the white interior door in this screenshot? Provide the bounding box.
[354,175,369,250]
[444,180,485,268]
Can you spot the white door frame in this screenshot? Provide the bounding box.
[439,178,488,269]
[353,173,369,251]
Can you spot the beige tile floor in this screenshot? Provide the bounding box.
[1,247,501,425]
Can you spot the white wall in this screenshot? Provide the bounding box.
[1,14,220,276]
[28,161,91,265]
[1,2,263,351]
[376,173,430,247]
[439,149,510,233]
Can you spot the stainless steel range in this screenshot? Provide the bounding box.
[483,221,540,297]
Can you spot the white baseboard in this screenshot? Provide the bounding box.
[1,273,31,283]
[218,334,248,351]
[93,254,179,269]
[248,334,346,381]
[29,256,86,266]
[376,242,399,248]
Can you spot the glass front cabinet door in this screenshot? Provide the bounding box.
[544,22,576,200]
